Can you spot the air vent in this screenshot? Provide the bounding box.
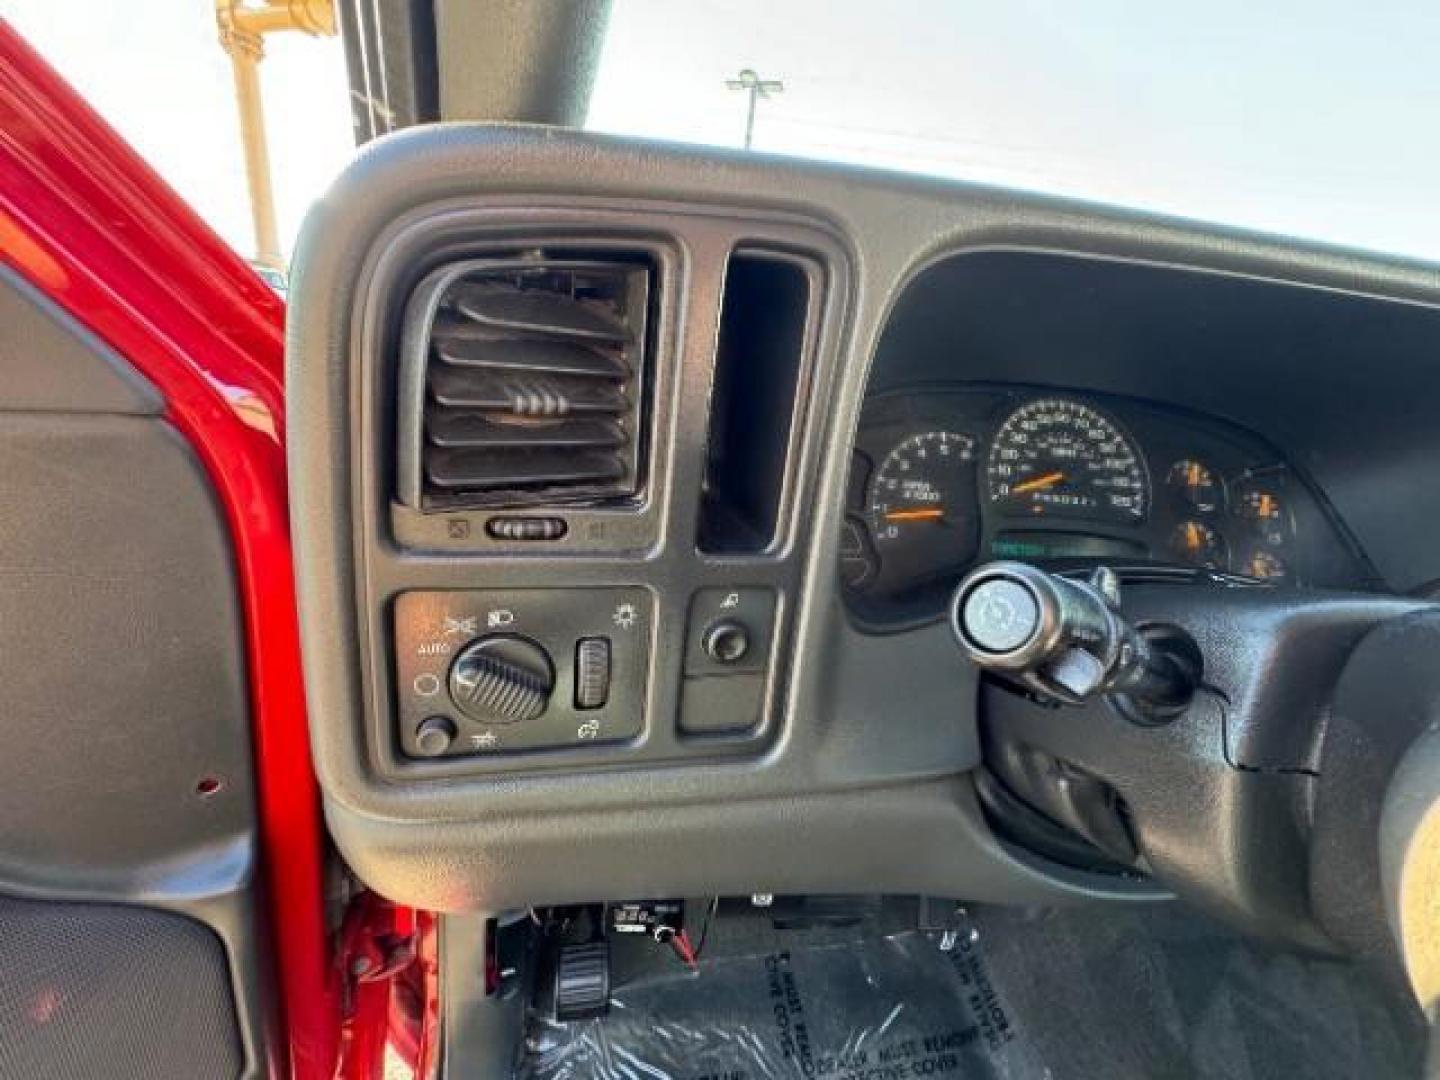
[398,256,652,511]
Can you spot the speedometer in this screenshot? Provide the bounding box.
[986,399,1148,522]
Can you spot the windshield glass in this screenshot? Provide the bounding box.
[587,0,1440,261]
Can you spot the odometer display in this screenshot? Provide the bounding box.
[987,399,1148,522]
[991,531,1147,560]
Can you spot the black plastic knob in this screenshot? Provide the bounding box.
[702,620,751,664]
[448,634,555,724]
[415,715,457,756]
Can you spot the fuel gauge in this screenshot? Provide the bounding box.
[1170,520,1227,570]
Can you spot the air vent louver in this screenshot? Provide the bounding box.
[398,257,652,511]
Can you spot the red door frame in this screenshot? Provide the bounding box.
[0,23,433,1080]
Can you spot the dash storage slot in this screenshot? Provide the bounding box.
[698,250,816,554]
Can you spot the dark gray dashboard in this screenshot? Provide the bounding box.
[286,123,1440,913]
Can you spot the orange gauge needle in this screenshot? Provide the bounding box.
[884,508,945,523]
[1012,470,1066,495]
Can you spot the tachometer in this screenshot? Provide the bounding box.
[866,431,979,592]
[987,399,1148,522]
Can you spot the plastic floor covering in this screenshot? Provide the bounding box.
[516,903,1425,1080]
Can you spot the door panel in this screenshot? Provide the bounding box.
[0,266,265,1079]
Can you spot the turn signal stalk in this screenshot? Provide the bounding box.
[951,562,1197,715]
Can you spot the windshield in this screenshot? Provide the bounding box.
[12,1,1437,268]
[587,0,1440,262]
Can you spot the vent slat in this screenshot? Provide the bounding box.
[426,448,625,491]
[450,283,633,343]
[429,366,627,416]
[432,318,629,379]
[427,410,625,451]
[405,257,650,511]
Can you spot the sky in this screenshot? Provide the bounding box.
[9,1,1440,265]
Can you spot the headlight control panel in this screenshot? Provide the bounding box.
[393,589,654,758]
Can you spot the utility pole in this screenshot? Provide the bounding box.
[214,0,336,268]
[725,68,783,150]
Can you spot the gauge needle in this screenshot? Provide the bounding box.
[1011,470,1066,495]
[884,508,945,522]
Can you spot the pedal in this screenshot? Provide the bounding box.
[550,939,610,1021]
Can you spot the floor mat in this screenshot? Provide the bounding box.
[515,903,1425,1080]
[959,904,1423,1080]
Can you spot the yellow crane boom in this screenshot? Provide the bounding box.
[214,0,336,269]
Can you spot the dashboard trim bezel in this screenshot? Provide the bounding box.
[348,198,857,783]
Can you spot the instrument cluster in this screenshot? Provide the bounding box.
[843,388,1369,620]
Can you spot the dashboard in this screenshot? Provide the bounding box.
[285,123,1440,921]
[844,387,1370,622]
